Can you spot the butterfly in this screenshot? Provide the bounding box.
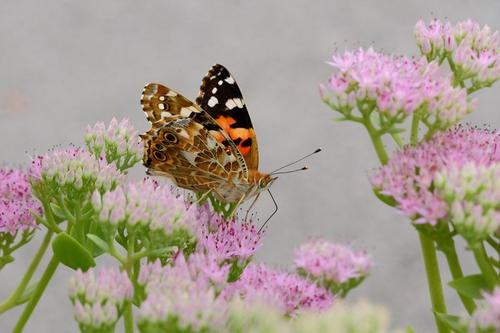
[140,64,277,206]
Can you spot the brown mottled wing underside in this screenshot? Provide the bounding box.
[141,116,246,199]
[141,83,248,178]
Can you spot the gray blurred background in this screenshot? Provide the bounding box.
[1,1,499,332]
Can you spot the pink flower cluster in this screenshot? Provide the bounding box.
[470,287,500,332]
[294,238,373,285]
[415,19,500,85]
[92,179,198,235]
[196,206,264,264]
[0,168,41,235]
[85,118,142,170]
[31,147,124,193]
[224,263,334,316]
[321,48,471,127]
[370,126,500,225]
[68,267,133,329]
[137,254,229,331]
[435,163,500,244]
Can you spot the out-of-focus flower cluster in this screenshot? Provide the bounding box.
[469,287,500,333]
[226,298,391,333]
[415,19,500,88]
[294,239,373,297]
[137,254,229,333]
[68,267,133,333]
[321,47,472,130]
[0,168,41,235]
[85,118,142,172]
[370,126,500,240]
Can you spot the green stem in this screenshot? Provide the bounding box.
[13,255,60,333]
[442,241,476,314]
[390,132,405,148]
[0,231,53,314]
[410,113,420,146]
[472,243,498,289]
[123,302,134,333]
[418,232,449,333]
[123,234,135,333]
[363,116,389,164]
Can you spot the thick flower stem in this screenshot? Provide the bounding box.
[418,232,449,333]
[472,243,498,290]
[442,243,476,314]
[123,302,134,333]
[363,116,389,165]
[13,255,59,333]
[0,231,53,314]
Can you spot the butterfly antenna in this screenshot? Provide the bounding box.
[270,148,322,175]
[258,189,278,233]
[272,166,309,175]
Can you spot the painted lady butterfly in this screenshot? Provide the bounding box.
[140,64,277,207]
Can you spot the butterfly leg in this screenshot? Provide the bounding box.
[226,194,246,218]
[196,190,213,205]
[244,193,261,221]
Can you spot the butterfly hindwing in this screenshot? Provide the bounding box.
[141,116,248,202]
[196,64,259,170]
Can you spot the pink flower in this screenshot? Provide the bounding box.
[31,147,124,194]
[137,253,229,331]
[68,267,133,306]
[294,239,373,286]
[196,206,264,264]
[85,118,142,171]
[370,126,500,225]
[223,263,334,316]
[415,19,500,86]
[322,48,471,128]
[0,168,41,235]
[92,179,199,238]
[470,287,500,332]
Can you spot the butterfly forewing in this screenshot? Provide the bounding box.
[196,64,259,170]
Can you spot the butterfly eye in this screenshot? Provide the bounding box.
[163,132,178,144]
[153,150,167,161]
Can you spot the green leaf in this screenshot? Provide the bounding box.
[14,281,39,306]
[52,232,95,271]
[148,246,177,258]
[86,234,110,253]
[49,202,66,220]
[448,274,487,299]
[434,312,467,333]
[372,189,397,207]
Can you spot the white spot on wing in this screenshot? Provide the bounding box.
[225,99,237,110]
[218,80,223,86]
[208,96,218,107]
[158,103,165,110]
[212,87,217,94]
[160,111,172,118]
[166,91,177,97]
[234,98,244,108]
[225,76,235,84]
[159,96,166,101]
